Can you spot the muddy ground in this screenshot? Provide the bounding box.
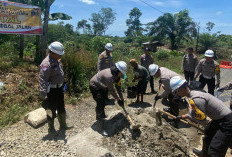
[0,68,231,157]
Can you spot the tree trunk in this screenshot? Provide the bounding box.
[19,34,24,59]
[41,0,50,59]
[34,35,42,64]
[195,26,200,52]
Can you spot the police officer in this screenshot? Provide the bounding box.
[140,48,157,94]
[181,47,198,83]
[217,81,232,110]
[130,59,150,103]
[170,76,232,157]
[89,61,127,136]
[39,41,73,135]
[97,43,114,72]
[194,50,220,96]
[149,64,183,118]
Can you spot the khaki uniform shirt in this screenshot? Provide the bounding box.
[90,68,123,101]
[133,65,150,82]
[181,53,198,72]
[159,67,182,98]
[188,90,232,120]
[194,58,220,83]
[39,55,64,99]
[140,54,154,69]
[97,51,114,72]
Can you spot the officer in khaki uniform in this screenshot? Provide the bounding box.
[90,61,127,136]
[170,76,232,157]
[194,50,220,96]
[97,43,114,72]
[149,64,182,116]
[181,47,198,83]
[140,48,157,94]
[39,41,73,135]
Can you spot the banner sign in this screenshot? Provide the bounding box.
[0,1,42,35]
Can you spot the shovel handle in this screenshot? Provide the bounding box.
[122,106,137,127]
[158,108,204,132]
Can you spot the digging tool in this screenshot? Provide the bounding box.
[157,108,204,132]
[152,81,162,118]
[122,106,141,130]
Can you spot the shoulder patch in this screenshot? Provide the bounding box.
[99,54,104,59]
[42,65,48,72]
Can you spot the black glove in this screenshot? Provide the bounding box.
[217,87,224,92]
[154,95,161,101]
[215,82,220,89]
[175,116,182,122]
[117,100,124,107]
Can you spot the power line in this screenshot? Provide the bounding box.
[137,0,164,14]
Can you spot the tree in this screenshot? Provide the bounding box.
[147,9,196,50]
[125,7,143,37]
[77,19,91,34]
[206,22,215,32]
[89,8,116,36]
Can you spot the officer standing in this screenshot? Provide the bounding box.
[39,41,73,135]
[170,76,232,157]
[140,48,157,94]
[97,43,114,71]
[89,61,127,136]
[194,50,220,95]
[130,59,150,103]
[181,47,198,83]
[149,64,182,118]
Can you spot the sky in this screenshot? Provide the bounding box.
[50,0,232,37]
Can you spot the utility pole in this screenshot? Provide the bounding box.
[41,0,50,59]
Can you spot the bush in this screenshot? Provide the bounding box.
[62,50,97,96]
[91,36,111,54]
[169,50,183,57]
[155,49,170,60]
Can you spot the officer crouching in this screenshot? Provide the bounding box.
[89,61,127,136]
[39,41,73,135]
[170,76,232,157]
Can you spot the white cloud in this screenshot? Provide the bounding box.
[216,11,223,16]
[153,1,165,6]
[80,0,95,5]
[168,0,182,7]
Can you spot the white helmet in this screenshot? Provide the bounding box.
[170,76,187,92]
[48,41,65,55]
[149,64,159,76]
[204,50,214,57]
[115,61,127,74]
[105,43,113,51]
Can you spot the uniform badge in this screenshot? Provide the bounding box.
[42,65,48,72]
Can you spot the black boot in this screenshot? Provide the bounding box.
[98,119,108,136]
[47,118,58,135]
[193,141,209,157]
[58,113,74,130]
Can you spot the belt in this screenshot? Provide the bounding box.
[202,75,215,79]
[50,83,63,88]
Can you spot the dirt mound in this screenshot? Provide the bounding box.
[68,109,190,157]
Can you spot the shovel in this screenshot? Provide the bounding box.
[122,106,141,130]
[157,108,204,132]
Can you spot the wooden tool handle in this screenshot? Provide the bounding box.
[127,114,135,126]
[158,108,204,132]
